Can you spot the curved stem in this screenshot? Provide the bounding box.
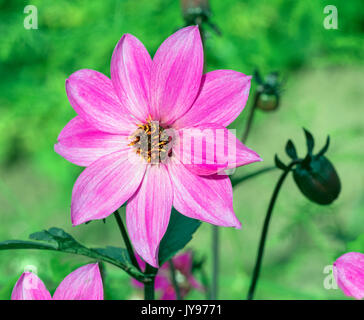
[144,263,157,300]
[211,225,219,300]
[231,166,276,187]
[247,164,294,300]
[113,210,141,272]
[169,260,182,300]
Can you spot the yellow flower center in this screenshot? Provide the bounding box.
[128,120,171,163]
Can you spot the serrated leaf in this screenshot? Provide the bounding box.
[158,208,201,265]
[29,227,85,252]
[0,228,145,281]
[285,140,297,159]
[274,154,287,170]
[303,128,315,154]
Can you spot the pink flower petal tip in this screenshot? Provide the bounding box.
[11,263,103,300]
[334,252,364,300]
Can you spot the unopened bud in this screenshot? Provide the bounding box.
[255,71,281,112]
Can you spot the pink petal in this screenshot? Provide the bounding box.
[71,149,146,225]
[135,254,146,272]
[126,164,173,268]
[154,273,171,291]
[168,157,241,228]
[160,286,177,300]
[111,34,152,121]
[174,124,262,175]
[55,116,130,167]
[131,278,144,289]
[11,272,51,300]
[150,26,203,125]
[334,252,364,300]
[173,251,193,276]
[53,264,103,300]
[174,70,251,128]
[188,275,203,291]
[66,69,137,134]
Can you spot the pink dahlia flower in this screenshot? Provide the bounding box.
[132,251,203,300]
[11,263,103,300]
[55,26,261,267]
[333,252,364,300]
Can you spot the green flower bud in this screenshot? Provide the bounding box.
[277,129,341,205]
[293,155,341,205]
[255,71,282,112]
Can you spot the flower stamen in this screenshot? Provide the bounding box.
[128,120,171,163]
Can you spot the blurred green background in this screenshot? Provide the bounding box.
[0,0,364,299]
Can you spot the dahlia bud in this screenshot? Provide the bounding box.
[254,71,281,112]
[276,129,341,205]
[180,0,220,36]
[181,0,211,25]
[293,129,340,205]
[293,155,341,205]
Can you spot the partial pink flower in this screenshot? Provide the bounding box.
[333,252,364,300]
[11,263,103,300]
[55,26,262,268]
[132,251,203,300]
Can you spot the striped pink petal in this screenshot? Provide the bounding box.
[71,149,146,225]
[150,26,203,125]
[111,34,152,122]
[53,263,103,300]
[174,70,251,128]
[11,272,51,300]
[334,252,364,300]
[126,164,173,267]
[66,69,137,134]
[55,116,130,167]
[174,124,262,175]
[168,157,241,228]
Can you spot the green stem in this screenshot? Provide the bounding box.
[211,225,219,300]
[247,163,295,300]
[169,260,182,300]
[231,166,276,187]
[113,210,141,272]
[242,91,260,143]
[144,263,157,300]
[144,279,155,300]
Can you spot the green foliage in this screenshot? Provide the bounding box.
[347,234,364,253]
[0,228,145,281]
[159,209,201,265]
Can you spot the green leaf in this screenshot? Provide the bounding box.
[274,154,287,170]
[303,128,315,154]
[317,136,330,157]
[0,228,145,281]
[29,227,85,252]
[285,140,297,159]
[93,246,131,264]
[158,208,201,265]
